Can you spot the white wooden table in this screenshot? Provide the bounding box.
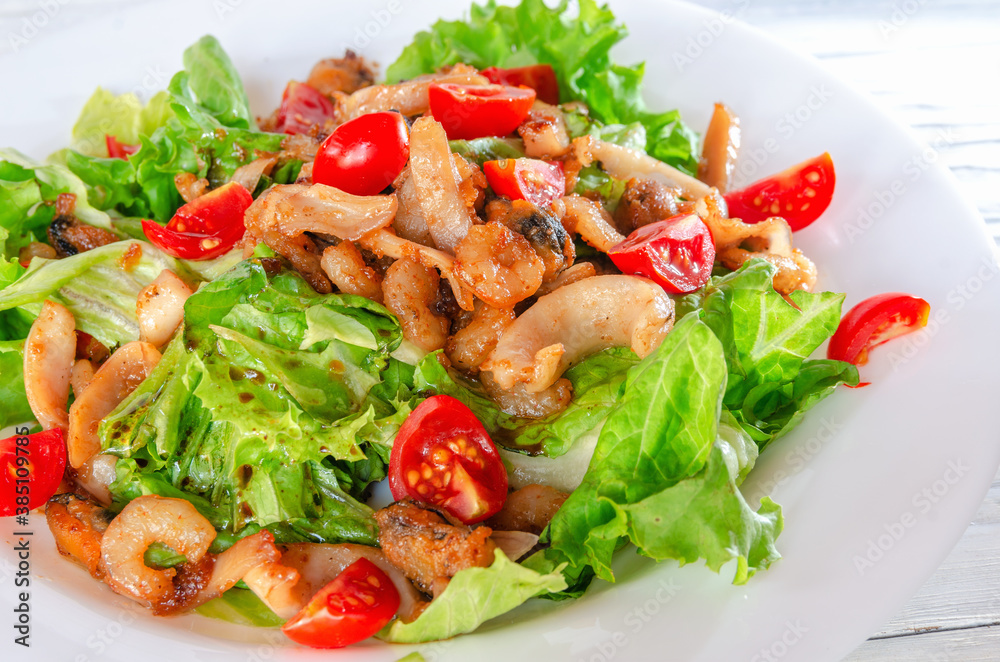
[1,0,998,658]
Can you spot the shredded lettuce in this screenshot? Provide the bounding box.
[378,550,567,643]
[387,0,699,172]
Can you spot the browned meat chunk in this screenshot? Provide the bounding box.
[47,215,118,258]
[487,484,568,535]
[374,499,496,594]
[307,51,376,96]
[45,493,114,579]
[613,177,683,234]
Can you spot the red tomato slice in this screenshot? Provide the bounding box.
[827,292,930,366]
[1,428,67,517]
[389,395,508,524]
[313,111,409,197]
[106,135,139,159]
[724,152,836,231]
[428,83,536,140]
[482,64,559,105]
[282,557,400,649]
[275,81,338,135]
[608,213,716,294]
[142,181,253,260]
[483,158,565,207]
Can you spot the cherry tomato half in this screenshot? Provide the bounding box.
[484,158,565,208]
[827,292,930,366]
[608,213,716,294]
[1,428,67,517]
[482,64,559,105]
[389,395,508,524]
[313,111,410,196]
[724,152,836,231]
[275,81,338,135]
[428,83,536,140]
[281,557,400,649]
[142,181,253,260]
[105,135,139,159]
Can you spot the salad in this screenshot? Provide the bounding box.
[0,0,932,651]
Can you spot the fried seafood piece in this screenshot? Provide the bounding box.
[45,493,115,579]
[485,198,574,281]
[409,117,476,253]
[697,102,741,192]
[453,222,545,308]
[342,63,487,119]
[446,302,516,372]
[320,240,383,303]
[374,499,497,595]
[67,341,160,468]
[136,270,192,347]
[382,257,450,352]
[480,370,572,419]
[23,299,75,430]
[555,194,625,254]
[307,50,376,96]
[47,215,117,258]
[696,192,817,294]
[481,275,675,393]
[613,177,684,234]
[487,484,569,535]
[517,101,571,158]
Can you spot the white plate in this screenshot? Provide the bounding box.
[3,1,999,660]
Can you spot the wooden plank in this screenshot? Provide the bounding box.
[846,625,1000,661]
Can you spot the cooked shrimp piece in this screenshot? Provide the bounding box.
[360,229,474,311]
[487,484,568,535]
[99,496,216,608]
[45,493,114,579]
[518,101,571,158]
[320,241,383,303]
[481,275,675,392]
[374,499,496,595]
[718,247,818,294]
[67,341,161,468]
[409,117,474,253]
[446,303,516,372]
[453,222,544,308]
[23,299,75,430]
[74,453,117,506]
[480,371,573,419]
[382,258,450,352]
[614,177,684,234]
[70,359,96,399]
[241,561,303,620]
[343,64,487,119]
[697,103,741,192]
[556,195,625,254]
[393,167,435,245]
[230,155,278,193]
[136,270,192,347]
[486,198,573,281]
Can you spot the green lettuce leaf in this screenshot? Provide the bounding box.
[0,241,193,349]
[448,137,525,166]
[168,35,257,131]
[378,550,567,643]
[544,314,728,580]
[101,259,413,544]
[196,588,286,627]
[386,0,698,172]
[699,260,859,448]
[69,87,175,157]
[0,340,33,427]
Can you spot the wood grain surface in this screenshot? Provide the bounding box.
[1,0,998,659]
